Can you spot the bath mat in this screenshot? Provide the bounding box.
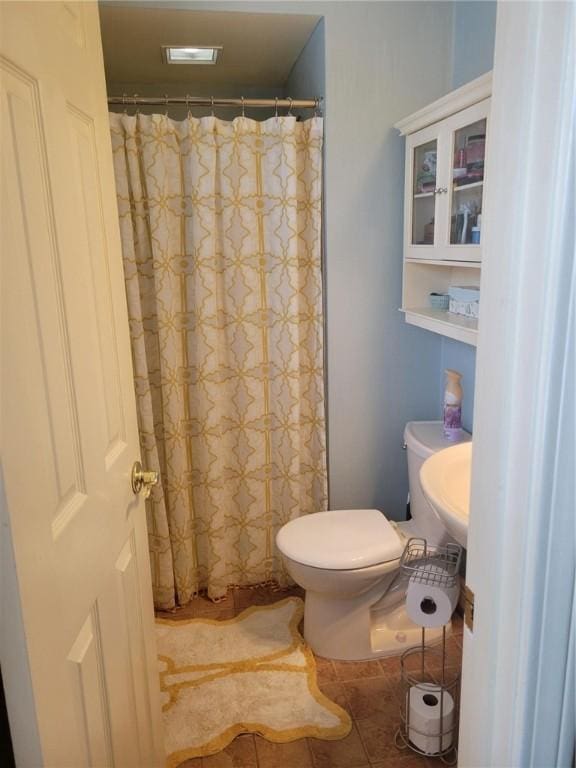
[156,597,351,766]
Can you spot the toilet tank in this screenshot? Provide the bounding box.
[404,421,471,532]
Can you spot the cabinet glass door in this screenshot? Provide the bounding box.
[411,139,438,246]
[449,118,486,246]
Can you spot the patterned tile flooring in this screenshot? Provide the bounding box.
[156,586,464,768]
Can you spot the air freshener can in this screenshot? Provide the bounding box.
[443,369,463,440]
[443,403,462,440]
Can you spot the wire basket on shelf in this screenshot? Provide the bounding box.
[399,537,462,587]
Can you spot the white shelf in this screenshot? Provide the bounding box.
[401,307,478,346]
[413,191,435,199]
[453,180,484,192]
[405,258,481,268]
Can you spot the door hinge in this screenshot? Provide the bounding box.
[463,583,475,631]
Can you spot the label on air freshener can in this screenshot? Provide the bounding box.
[443,404,462,440]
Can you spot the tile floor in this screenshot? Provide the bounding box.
[156,586,464,768]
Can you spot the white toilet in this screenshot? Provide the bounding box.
[276,421,471,661]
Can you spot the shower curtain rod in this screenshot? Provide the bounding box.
[107,94,321,111]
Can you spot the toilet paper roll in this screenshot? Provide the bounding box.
[406,565,459,628]
[408,684,455,755]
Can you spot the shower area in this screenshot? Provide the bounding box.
[100,5,327,609]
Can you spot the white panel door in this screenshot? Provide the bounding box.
[0,2,164,765]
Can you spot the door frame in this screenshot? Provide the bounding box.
[0,468,42,766]
[459,2,575,766]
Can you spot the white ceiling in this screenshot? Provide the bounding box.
[99,5,320,90]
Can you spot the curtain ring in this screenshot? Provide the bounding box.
[211,95,215,117]
[314,97,321,117]
[241,96,245,118]
[287,96,293,116]
[274,97,279,119]
[122,93,127,114]
[185,94,191,119]
[133,93,139,116]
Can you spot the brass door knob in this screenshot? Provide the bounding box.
[131,461,159,499]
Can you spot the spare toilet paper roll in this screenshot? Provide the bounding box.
[406,565,460,628]
[408,684,455,755]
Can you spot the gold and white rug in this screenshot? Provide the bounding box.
[156,596,351,766]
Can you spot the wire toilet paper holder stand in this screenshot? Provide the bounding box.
[394,537,463,766]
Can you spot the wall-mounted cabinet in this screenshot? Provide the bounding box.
[396,73,491,346]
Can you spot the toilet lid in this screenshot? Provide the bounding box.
[276,509,403,570]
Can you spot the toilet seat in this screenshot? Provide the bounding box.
[276,509,403,570]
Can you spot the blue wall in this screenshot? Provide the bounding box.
[283,2,455,517]
[288,1,496,474]
[286,18,325,111]
[452,1,497,88]
[440,0,497,433]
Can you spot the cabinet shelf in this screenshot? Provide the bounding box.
[453,180,484,192]
[413,183,487,199]
[405,258,480,268]
[401,307,478,346]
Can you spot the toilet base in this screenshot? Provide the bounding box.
[303,581,449,661]
[370,600,448,658]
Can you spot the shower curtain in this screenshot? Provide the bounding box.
[110,112,327,607]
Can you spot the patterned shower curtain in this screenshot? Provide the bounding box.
[110,113,327,607]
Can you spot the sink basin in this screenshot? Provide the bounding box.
[419,442,472,547]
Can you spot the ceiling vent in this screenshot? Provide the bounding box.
[162,46,222,65]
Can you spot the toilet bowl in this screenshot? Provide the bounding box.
[276,421,471,661]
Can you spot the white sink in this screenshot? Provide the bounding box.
[419,442,472,547]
